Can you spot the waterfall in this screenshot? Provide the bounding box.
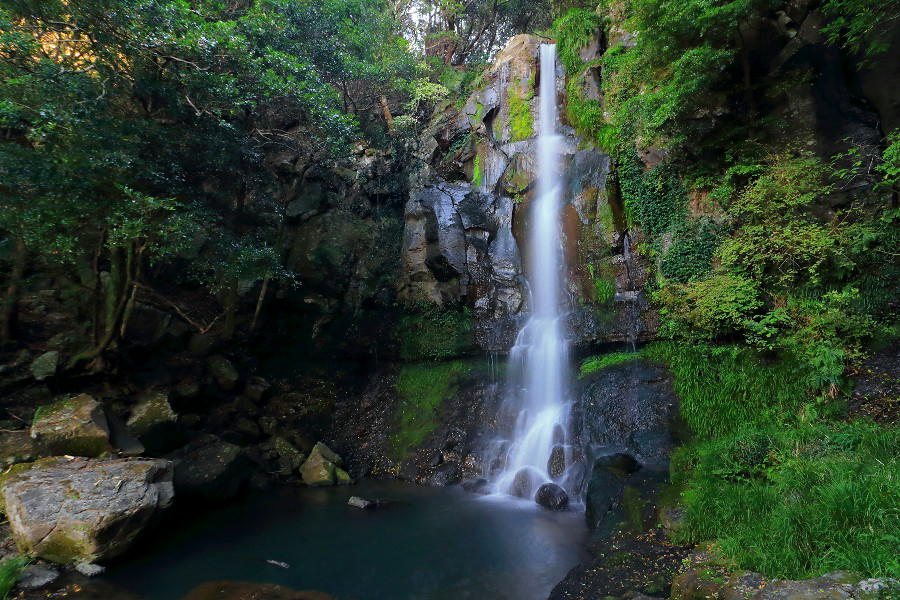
[490,44,573,502]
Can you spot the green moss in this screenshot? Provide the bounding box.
[390,360,476,459]
[396,304,474,362]
[621,485,644,532]
[472,153,482,188]
[471,100,484,125]
[579,350,642,377]
[32,398,75,425]
[507,81,533,142]
[597,200,615,236]
[35,528,91,564]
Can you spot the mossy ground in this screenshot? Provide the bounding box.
[390,360,480,460]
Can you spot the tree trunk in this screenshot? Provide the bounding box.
[0,236,26,340]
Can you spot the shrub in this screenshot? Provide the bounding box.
[0,556,26,599]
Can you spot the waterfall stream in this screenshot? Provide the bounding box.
[490,44,574,502]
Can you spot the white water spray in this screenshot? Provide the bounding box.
[492,44,572,500]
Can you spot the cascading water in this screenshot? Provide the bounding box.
[490,44,573,501]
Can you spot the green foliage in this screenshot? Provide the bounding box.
[822,0,900,59]
[396,304,474,361]
[656,274,762,341]
[391,360,473,459]
[644,342,811,438]
[876,129,900,189]
[660,218,722,283]
[553,8,603,75]
[507,81,534,142]
[0,556,27,599]
[617,156,686,236]
[404,77,450,112]
[579,350,642,377]
[673,421,900,578]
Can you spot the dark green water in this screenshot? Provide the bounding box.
[101,481,588,600]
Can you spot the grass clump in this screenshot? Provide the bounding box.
[579,350,643,377]
[672,421,900,579]
[644,342,810,438]
[390,360,474,459]
[0,556,27,599]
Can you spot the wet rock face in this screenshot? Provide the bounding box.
[168,435,251,500]
[1,457,173,565]
[401,33,658,352]
[577,359,679,468]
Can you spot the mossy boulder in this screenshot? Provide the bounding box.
[30,351,59,381]
[0,457,173,565]
[126,391,180,453]
[299,442,350,486]
[207,355,239,391]
[30,394,114,458]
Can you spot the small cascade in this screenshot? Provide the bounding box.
[489,44,576,503]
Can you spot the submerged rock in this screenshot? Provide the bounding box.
[0,457,173,564]
[30,394,114,457]
[348,496,375,509]
[535,483,569,510]
[181,581,334,600]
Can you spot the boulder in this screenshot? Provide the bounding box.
[17,564,59,589]
[267,436,305,476]
[181,581,335,600]
[547,445,566,478]
[207,355,239,391]
[127,391,178,452]
[0,430,39,470]
[0,457,173,564]
[30,395,114,457]
[169,435,251,500]
[510,467,540,499]
[299,442,348,486]
[535,483,569,510]
[585,467,624,531]
[30,351,59,381]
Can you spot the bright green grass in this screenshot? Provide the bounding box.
[579,350,643,377]
[672,421,900,579]
[0,556,27,599]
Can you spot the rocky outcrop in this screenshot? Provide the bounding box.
[30,395,114,458]
[0,457,173,564]
[672,563,899,600]
[401,34,658,352]
[0,430,39,470]
[577,359,679,468]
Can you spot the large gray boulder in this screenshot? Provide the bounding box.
[0,457,173,564]
[30,394,114,457]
